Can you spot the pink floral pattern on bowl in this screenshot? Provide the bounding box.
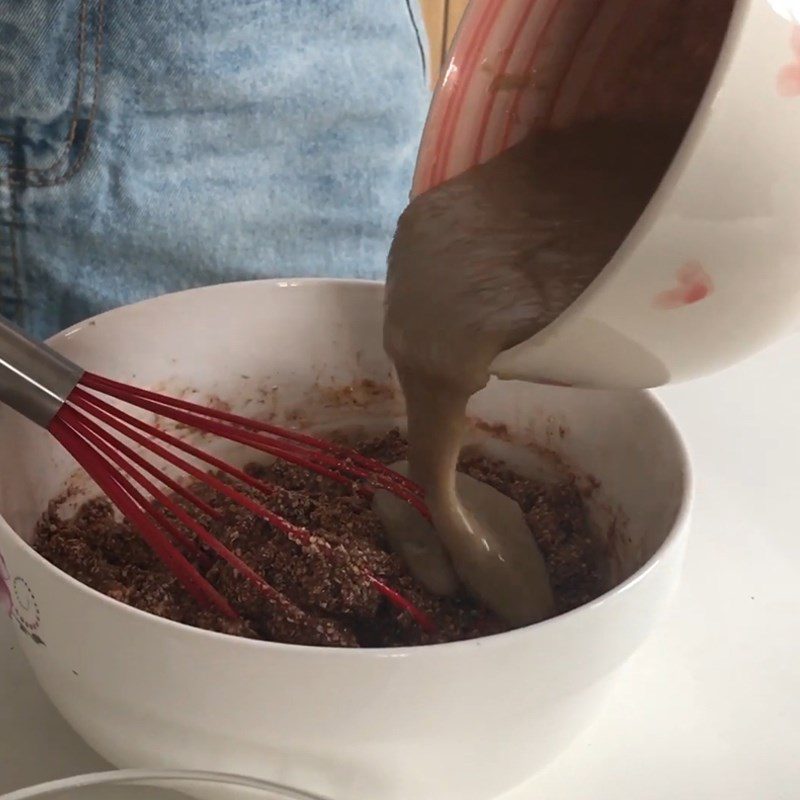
[0,548,46,646]
[777,27,800,97]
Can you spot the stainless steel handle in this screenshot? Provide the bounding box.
[0,317,84,427]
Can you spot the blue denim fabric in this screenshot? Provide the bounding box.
[0,0,429,336]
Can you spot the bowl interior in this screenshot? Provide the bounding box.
[0,280,687,596]
[415,0,737,195]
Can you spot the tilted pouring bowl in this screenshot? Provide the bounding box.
[414,0,800,389]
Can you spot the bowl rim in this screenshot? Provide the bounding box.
[0,768,329,800]
[1,278,694,658]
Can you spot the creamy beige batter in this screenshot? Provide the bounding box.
[379,121,683,625]
[379,0,733,626]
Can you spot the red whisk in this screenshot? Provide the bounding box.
[0,317,435,634]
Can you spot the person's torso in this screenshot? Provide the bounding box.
[0,0,429,335]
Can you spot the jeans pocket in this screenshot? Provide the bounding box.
[0,0,105,189]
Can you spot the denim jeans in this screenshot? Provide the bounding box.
[0,0,429,336]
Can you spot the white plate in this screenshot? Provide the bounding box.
[2,335,799,800]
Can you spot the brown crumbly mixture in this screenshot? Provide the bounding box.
[34,430,605,648]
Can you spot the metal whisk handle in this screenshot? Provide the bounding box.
[0,316,84,427]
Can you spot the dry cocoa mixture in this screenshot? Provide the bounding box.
[34,430,605,648]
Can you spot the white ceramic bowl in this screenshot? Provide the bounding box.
[415,0,800,389]
[0,280,690,800]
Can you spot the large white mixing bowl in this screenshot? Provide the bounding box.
[0,280,690,800]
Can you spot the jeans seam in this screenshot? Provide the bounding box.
[404,0,429,84]
[0,208,21,329]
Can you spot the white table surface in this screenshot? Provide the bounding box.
[2,334,799,799]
